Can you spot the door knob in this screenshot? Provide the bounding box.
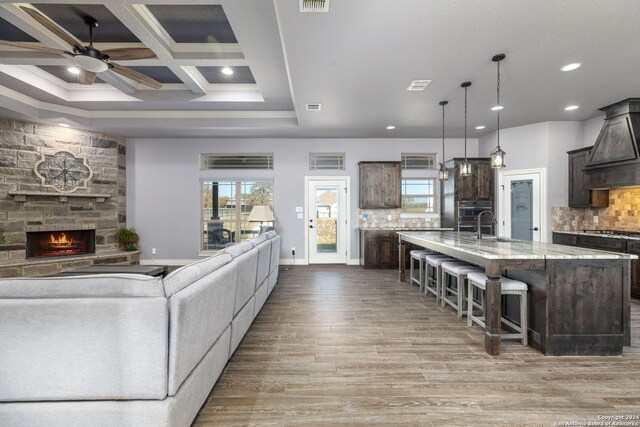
[530,227,539,231]
[309,225,314,229]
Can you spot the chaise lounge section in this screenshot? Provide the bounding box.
[0,231,280,427]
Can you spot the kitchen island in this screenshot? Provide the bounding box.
[398,231,635,356]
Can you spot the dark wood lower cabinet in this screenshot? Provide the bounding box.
[553,232,640,299]
[359,230,398,269]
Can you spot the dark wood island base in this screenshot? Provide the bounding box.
[398,231,634,356]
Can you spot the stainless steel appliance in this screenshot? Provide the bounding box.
[457,200,494,234]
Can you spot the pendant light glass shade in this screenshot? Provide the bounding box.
[438,100,449,181]
[460,81,472,177]
[491,54,506,169]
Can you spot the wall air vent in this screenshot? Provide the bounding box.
[200,153,274,170]
[300,0,329,13]
[306,103,322,111]
[406,80,432,92]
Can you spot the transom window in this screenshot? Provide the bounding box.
[201,180,273,250]
[401,178,436,214]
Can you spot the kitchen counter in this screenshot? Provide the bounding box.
[358,227,453,231]
[554,230,640,241]
[398,231,632,357]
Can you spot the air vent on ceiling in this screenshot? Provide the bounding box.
[200,153,274,170]
[309,152,345,170]
[406,80,432,92]
[306,103,322,111]
[401,153,437,170]
[300,0,329,13]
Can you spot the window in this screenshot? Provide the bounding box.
[401,153,437,170]
[309,152,345,170]
[401,178,436,214]
[200,153,274,170]
[201,180,273,250]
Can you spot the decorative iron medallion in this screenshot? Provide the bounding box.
[33,151,93,193]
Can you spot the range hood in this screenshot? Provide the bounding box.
[585,98,640,189]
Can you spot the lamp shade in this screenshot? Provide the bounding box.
[248,205,274,222]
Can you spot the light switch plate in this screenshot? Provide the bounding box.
[297,213,303,219]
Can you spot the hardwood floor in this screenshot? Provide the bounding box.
[193,265,640,426]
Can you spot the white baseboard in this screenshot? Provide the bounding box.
[279,258,360,266]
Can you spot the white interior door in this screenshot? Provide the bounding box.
[499,169,545,242]
[307,179,348,264]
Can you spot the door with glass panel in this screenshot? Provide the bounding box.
[499,170,544,242]
[307,180,347,264]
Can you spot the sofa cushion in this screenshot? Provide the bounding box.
[264,230,277,239]
[230,247,258,315]
[248,234,267,247]
[0,296,168,401]
[163,253,232,297]
[255,240,271,290]
[223,242,252,258]
[269,235,281,274]
[167,260,238,396]
[0,274,165,299]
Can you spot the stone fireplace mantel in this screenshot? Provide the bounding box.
[8,191,111,203]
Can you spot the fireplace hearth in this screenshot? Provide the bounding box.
[26,230,96,259]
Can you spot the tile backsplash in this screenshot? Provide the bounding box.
[359,209,440,229]
[553,187,640,232]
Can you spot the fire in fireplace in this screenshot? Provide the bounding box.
[26,230,96,258]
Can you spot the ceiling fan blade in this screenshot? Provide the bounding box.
[110,62,163,89]
[0,40,67,55]
[79,69,97,85]
[102,47,156,61]
[20,6,81,48]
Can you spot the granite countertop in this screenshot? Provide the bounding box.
[553,230,640,241]
[359,227,454,231]
[398,231,636,260]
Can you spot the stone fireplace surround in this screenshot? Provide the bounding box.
[0,118,136,277]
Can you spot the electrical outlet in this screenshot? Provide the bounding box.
[151,248,157,255]
[291,247,296,256]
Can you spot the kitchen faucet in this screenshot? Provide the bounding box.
[476,210,497,239]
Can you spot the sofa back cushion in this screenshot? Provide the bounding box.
[255,240,271,289]
[0,274,165,298]
[163,253,232,297]
[0,275,168,402]
[269,234,281,274]
[248,234,267,247]
[225,243,258,315]
[224,241,252,258]
[264,230,277,239]
[167,260,238,396]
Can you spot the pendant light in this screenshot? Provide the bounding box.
[490,53,506,168]
[438,100,449,181]
[460,81,472,177]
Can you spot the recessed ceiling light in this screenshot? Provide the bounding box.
[221,67,234,75]
[67,67,80,75]
[565,105,579,111]
[59,123,70,127]
[561,63,582,72]
[475,125,486,130]
[386,125,396,130]
[491,105,504,111]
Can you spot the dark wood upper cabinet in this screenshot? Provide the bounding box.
[358,161,401,209]
[445,158,494,201]
[567,147,609,208]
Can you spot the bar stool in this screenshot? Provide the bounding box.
[466,272,528,345]
[409,249,431,292]
[424,254,455,302]
[441,261,483,318]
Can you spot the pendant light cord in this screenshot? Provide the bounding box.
[464,85,468,159]
[496,58,501,149]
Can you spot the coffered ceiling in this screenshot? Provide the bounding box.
[0,0,639,139]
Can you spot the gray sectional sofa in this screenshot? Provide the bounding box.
[0,230,281,427]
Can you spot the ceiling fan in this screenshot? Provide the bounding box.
[0,6,162,88]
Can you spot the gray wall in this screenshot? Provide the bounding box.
[478,119,601,242]
[127,137,478,262]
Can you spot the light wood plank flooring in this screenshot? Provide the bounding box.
[193,265,640,426]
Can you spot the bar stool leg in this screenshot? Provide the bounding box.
[521,290,528,346]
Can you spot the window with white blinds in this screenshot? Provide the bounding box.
[401,153,437,170]
[309,152,345,170]
[200,153,274,170]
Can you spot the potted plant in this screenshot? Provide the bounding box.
[115,227,139,251]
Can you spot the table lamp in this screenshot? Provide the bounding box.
[248,205,275,233]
